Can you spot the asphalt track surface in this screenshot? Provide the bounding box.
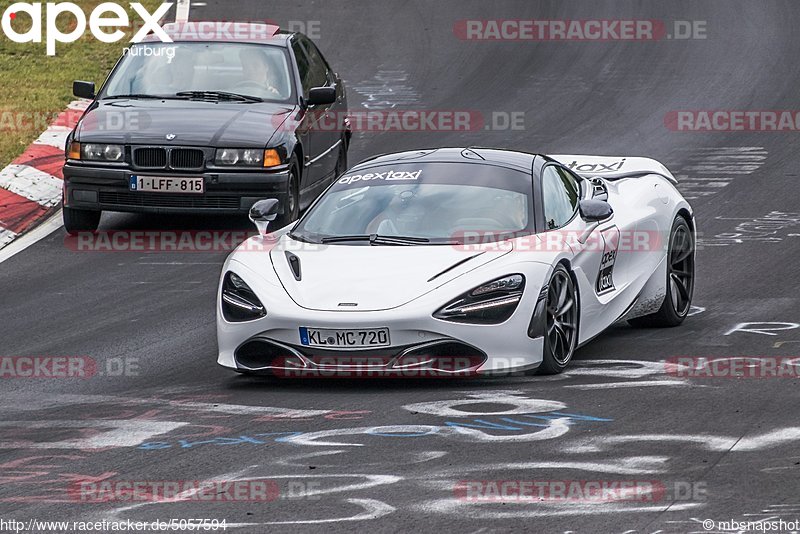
[2,1,800,532]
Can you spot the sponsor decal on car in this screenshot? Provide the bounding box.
[337,169,422,185]
[565,159,627,173]
[596,226,620,294]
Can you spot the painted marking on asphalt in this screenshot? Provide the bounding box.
[402,391,566,417]
[671,146,767,199]
[414,499,703,518]
[0,420,187,449]
[0,392,336,419]
[571,428,800,452]
[434,456,670,476]
[351,70,421,110]
[563,380,691,389]
[109,465,258,515]
[701,211,800,247]
[228,497,396,526]
[175,0,191,23]
[107,472,397,526]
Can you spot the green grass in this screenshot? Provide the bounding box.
[0,0,162,166]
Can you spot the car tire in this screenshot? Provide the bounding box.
[63,207,101,235]
[628,216,695,328]
[536,264,579,375]
[335,138,348,178]
[275,157,300,228]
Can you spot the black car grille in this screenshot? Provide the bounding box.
[170,148,204,170]
[132,147,205,170]
[99,191,240,209]
[233,338,488,375]
[133,147,167,168]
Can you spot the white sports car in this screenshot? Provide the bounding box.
[216,148,695,376]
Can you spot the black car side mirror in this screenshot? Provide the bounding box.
[579,199,613,222]
[73,80,96,100]
[249,198,280,235]
[306,87,336,106]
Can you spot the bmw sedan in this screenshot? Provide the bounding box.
[63,21,350,234]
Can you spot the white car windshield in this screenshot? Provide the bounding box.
[291,162,533,244]
[103,42,294,102]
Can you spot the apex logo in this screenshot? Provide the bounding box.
[1,2,174,56]
[338,169,422,185]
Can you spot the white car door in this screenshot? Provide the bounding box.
[540,164,629,343]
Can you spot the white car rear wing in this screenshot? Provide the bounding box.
[549,154,678,184]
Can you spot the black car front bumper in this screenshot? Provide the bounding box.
[63,163,291,214]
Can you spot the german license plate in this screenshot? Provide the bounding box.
[299,327,390,348]
[129,175,204,194]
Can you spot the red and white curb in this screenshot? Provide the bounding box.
[0,100,88,250]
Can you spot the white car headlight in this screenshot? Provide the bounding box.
[434,274,525,324]
[221,272,266,322]
[470,274,524,297]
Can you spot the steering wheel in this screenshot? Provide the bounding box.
[231,80,267,93]
[233,81,284,98]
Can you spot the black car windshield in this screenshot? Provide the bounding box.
[103,42,294,103]
[291,162,533,244]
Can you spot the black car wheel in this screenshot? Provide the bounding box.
[335,139,348,178]
[63,207,101,235]
[537,264,578,375]
[628,216,695,327]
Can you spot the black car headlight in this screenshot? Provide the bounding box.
[81,143,124,162]
[215,148,281,167]
[221,272,266,322]
[434,274,525,324]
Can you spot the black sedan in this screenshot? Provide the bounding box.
[63,22,350,234]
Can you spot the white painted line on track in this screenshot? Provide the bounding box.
[175,0,191,23]
[0,210,62,265]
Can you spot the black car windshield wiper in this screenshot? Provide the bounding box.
[320,234,430,246]
[102,94,186,100]
[175,91,263,103]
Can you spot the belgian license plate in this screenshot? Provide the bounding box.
[299,327,390,348]
[129,175,204,194]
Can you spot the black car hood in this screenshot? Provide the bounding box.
[75,99,296,146]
